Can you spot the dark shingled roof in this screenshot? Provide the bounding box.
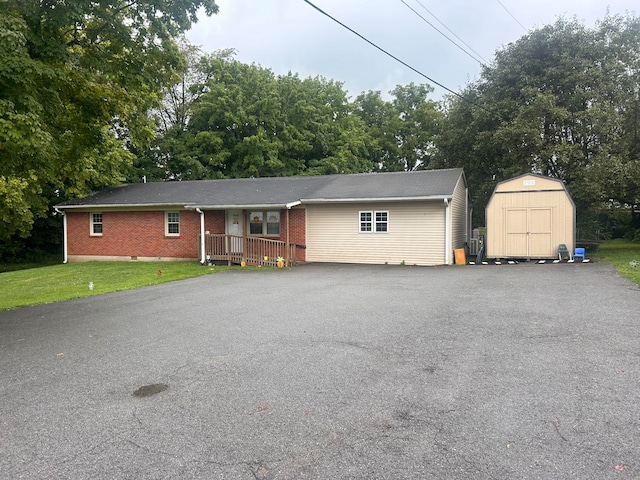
[56,168,465,209]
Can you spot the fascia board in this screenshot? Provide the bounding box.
[57,202,295,210]
[57,196,453,210]
[55,203,188,210]
[299,195,452,203]
[186,204,291,210]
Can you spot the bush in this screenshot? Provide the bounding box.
[578,208,637,241]
[623,228,640,243]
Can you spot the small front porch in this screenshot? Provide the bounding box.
[203,234,298,267]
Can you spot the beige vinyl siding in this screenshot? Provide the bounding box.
[494,175,563,193]
[306,201,446,266]
[450,176,468,251]
[486,174,575,259]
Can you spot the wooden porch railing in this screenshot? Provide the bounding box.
[202,234,297,267]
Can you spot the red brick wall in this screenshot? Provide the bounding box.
[66,208,307,262]
[205,210,225,234]
[67,210,200,259]
[288,208,306,262]
[246,208,306,262]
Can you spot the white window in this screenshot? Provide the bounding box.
[375,211,388,232]
[359,211,372,232]
[165,211,180,236]
[360,211,388,233]
[90,213,103,236]
[249,211,263,235]
[249,210,280,236]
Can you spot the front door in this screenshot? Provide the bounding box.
[528,208,552,257]
[505,209,528,257]
[504,207,553,258]
[225,210,244,253]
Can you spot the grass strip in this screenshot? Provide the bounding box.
[0,262,227,310]
[2,240,638,310]
[592,240,640,287]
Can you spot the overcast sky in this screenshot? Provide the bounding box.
[186,0,638,100]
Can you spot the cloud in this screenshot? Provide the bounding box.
[187,0,639,100]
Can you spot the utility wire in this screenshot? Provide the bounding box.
[400,0,486,66]
[496,0,528,32]
[301,0,495,114]
[411,0,490,65]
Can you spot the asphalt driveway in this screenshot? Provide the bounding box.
[1,262,639,479]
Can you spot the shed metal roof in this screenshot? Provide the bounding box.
[56,168,465,209]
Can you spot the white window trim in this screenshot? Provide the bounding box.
[375,210,389,233]
[165,211,180,236]
[359,211,373,233]
[359,210,389,233]
[249,210,281,237]
[90,212,103,236]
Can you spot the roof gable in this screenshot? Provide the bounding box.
[493,173,570,194]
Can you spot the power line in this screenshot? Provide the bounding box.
[400,0,487,66]
[301,0,495,114]
[411,0,490,65]
[496,0,528,32]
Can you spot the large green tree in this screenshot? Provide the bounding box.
[0,0,218,245]
[434,14,640,227]
[353,84,442,172]
[129,45,236,183]
[149,57,377,179]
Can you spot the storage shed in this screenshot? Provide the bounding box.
[486,173,575,260]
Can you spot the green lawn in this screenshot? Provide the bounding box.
[1,242,638,310]
[592,240,640,288]
[0,262,229,311]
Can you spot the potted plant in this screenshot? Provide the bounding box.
[240,258,246,267]
[277,256,284,268]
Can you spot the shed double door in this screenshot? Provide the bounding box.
[505,208,553,258]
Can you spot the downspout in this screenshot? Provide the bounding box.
[465,188,469,245]
[286,208,290,267]
[242,210,247,265]
[196,208,205,264]
[54,208,68,264]
[444,198,451,265]
[285,201,301,267]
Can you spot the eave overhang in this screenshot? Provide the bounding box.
[299,195,452,204]
[55,203,188,210]
[56,195,453,210]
